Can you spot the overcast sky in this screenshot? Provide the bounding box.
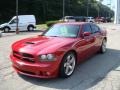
[104,0,115,10]
[97,0,115,10]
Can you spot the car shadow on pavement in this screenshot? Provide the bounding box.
[19,48,120,90]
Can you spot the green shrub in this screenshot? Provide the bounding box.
[46,20,64,27]
[46,20,58,27]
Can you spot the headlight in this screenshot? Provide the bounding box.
[40,55,47,60]
[40,54,55,61]
[47,54,55,60]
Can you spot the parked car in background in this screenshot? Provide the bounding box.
[74,16,86,22]
[105,17,112,22]
[0,15,36,32]
[60,16,76,22]
[10,22,107,78]
[95,17,111,23]
[86,17,95,23]
[100,17,106,23]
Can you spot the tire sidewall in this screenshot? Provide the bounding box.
[59,52,76,78]
[100,39,107,53]
[3,27,10,32]
[28,26,34,31]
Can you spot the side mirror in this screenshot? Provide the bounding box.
[83,32,91,37]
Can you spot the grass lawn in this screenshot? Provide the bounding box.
[36,24,48,30]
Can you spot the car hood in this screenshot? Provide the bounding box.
[0,23,8,27]
[12,36,77,55]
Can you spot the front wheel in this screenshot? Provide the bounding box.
[3,27,10,32]
[60,52,76,78]
[100,39,107,53]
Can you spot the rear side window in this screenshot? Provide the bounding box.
[91,24,100,33]
[83,24,92,33]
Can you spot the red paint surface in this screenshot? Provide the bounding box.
[10,22,107,78]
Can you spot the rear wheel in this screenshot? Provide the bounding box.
[27,26,34,31]
[60,52,76,78]
[100,39,107,53]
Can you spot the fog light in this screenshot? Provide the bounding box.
[46,72,51,75]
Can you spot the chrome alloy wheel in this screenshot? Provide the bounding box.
[64,54,76,76]
[102,39,107,53]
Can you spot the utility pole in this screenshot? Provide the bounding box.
[87,0,89,17]
[107,4,111,17]
[63,0,65,18]
[16,0,19,34]
[98,0,103,17]
[107,0,112,17]
[42,1,46,23]
[97,2,100,17]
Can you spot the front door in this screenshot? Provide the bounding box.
[76,24,96,62]
[9,19,17,31]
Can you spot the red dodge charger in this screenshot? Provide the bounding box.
[10,22,107,78]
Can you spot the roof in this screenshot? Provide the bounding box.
[56,22,89,25]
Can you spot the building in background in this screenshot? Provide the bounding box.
[114,0,120,24]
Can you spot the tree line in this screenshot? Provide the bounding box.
[0,0,114,24]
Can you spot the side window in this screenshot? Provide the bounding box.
[91,24,100,33]
[83,24,92,33]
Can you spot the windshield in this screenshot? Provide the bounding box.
[44,24,80,38]
[9,19,17,24]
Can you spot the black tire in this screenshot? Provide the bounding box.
[100,39,107,53]
[59,52,76,78]
[3,27,10,32]
[27,25,34,31]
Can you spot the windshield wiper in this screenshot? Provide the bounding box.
[49,36,60,37]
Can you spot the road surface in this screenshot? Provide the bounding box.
[0,23,120,90]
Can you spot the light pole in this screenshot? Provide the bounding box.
[63,0,65,18]
[16,0,19,34]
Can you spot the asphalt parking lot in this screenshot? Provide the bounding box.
[0,23,120,90]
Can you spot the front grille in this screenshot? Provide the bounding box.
[14,66,35,75]
[22,53,34,58]
[13,51,35,63]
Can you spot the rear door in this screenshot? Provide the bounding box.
[90,24,103,52]
[18,17,28,31]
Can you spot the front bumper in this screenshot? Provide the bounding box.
[0,27,3,30]
[10,54,61,78]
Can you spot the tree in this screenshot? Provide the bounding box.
[0,0,114,24]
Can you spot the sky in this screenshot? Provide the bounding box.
[102,0,115,8]
[97,0,115,10]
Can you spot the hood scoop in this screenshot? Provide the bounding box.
[25,42,35,44]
